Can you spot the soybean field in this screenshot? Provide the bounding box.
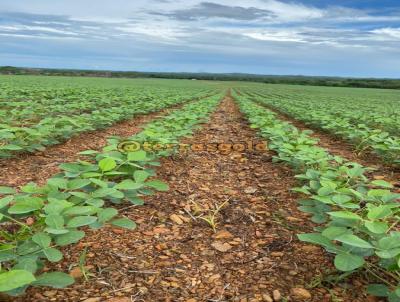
[1,75,400,302]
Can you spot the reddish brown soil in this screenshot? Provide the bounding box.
[0,102,191,188]
[14,97,373,302]
[255,102,400,184]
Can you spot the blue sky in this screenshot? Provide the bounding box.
[0,0,399,78]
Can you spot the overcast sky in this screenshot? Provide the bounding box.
[0,0,399,77]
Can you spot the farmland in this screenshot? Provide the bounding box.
[0,75,400,302]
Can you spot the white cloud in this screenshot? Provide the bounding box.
[244,31,306,43]
[1,0,400,76]
[370,27,400,41]
[258,0,324,22]
[0,24,80,36]
[0,33,81,40]
[116,24,189,42]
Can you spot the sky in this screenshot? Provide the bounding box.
[0,0,400,78]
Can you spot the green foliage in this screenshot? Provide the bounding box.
[234,92,400,300]
[0,75,218,158]
[241,85,400,165]
[0,91,223,296]
[2,67,400,89]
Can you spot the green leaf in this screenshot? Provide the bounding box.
[317,186,334,196]
[377,248,400,259]
[114,179,143,190]
[334,253,365,271]
[297,233,335,249]
[43,248,63,262]
[328,211,361,220]
[67,216,97,228]
[89,178,108,188]
[44,199,73,215]
[332,195,352,204]
[13,257,38,273]
[0,195,14,209]
[321,227,349,240]
[367,284,390,297]
[55,231,85,246]
[134,170,150,183]
[20,183,42,194]
[78,150,99,155]
[335,234,373,249]
[86,198,104,207]
[125,196,144,205]
[320,180,338,189]
[368,189,391,198]
[365,221,389,234]
[59,163,82,173]
[32,233,51,248]
[17,241,41,256]
[32,272,74,289]
[388,292,400,302]
[47,178,68,189]
[98,158,116,172]
[368,205,392,220]
[145,180,169,191]
[98,208,118,223]
[0,144,23,150]
[371,180,394,189]
[67,179,92,190]
[0,186,16,194]
[0,248,16,262]
[92,188,118,198]
[45,228,69,235]
[127,150,146,161]
[82,172,103,178]
[63,206,96,216]
[69,192,90,199]
[378,236,400,250]
[376,235,400,258]
[0,270,36,292]
[45,214,64,230]
[8,198,43,214]
[111,218,136,229]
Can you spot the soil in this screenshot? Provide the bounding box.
[12,97,377,302]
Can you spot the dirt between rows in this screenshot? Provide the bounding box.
[13,97,376,302]
[253,101,400,185]
[0,100,196,188]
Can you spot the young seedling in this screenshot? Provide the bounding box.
[197,199,229,233]
[79,247,90,281]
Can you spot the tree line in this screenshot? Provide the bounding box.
[1,66,399,89]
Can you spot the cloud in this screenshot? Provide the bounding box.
[149,0,327,23]
[115,24,189,42]
[370,27,400,41]
[0,1,399,77]
[0,12,102,39]
[152,2,275,21]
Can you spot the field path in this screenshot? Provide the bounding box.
[17,96,368,302]
[0,101,194,187]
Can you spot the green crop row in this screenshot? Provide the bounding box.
[0,93,223,296]
[239,89,400,166]
[240,84,400,136]
[0,84,212,124]
[233,92,400,301]
[0,79,217,158]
